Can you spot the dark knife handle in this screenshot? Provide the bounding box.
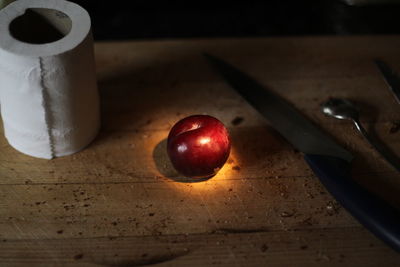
[304,154,400,252]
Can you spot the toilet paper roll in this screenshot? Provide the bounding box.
[0,0,100,159]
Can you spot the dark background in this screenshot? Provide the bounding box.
[70,0,400,40]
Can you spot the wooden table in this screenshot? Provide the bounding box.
[1,36,400,266]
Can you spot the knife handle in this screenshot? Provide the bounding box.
[304,154,400,252]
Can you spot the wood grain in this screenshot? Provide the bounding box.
[1,36,400,266]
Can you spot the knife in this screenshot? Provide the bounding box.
[375,59,400,105]
[204,54,400,252]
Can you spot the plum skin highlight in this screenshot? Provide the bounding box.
[167,115,231,179]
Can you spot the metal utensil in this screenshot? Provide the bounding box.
[375,59,400,104]
[204,53,400,252]
[322,98,400,172]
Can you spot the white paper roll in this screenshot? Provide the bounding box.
[0,0,100,159]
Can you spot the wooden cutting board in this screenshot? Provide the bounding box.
[1,36,400,266]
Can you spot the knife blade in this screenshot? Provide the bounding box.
[204,54,352,162]
[375,59,400,104]
[204,53,400,252]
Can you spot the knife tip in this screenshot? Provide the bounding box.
[202,53,222,69]
[374,58,383,64]
[202,52,216,60]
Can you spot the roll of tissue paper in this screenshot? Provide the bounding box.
[0,0,100,159]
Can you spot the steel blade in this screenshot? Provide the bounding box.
[205,53,353,162]
[375,59,400,104]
